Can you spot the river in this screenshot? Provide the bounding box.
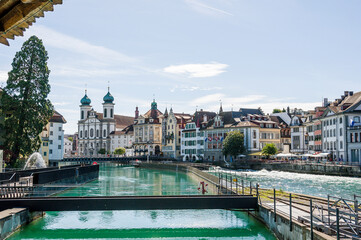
[9,164,276,240]
[211,168,361,199]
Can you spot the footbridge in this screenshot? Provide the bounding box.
[53,155,176,164]
[0,195,257,211]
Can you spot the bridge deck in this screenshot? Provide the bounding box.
[0,195,257,211]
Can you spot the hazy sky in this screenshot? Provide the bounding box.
[1,0,360,134]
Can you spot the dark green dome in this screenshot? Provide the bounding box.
[103,91,114,103]
[80,94,91,105]
[151,99,157,110]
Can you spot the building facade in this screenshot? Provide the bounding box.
[77,89,134,156]
[110,125,135,156]
[39,111,67,165]
[133,100,162,156]
[160,108,191,159]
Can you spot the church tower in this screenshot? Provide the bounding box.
[102,87,115,119]
[80,89,92,120]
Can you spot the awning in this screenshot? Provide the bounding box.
[276,153,298,158]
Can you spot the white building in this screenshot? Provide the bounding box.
[321,91,361,163]
[78,89,134,156]
[63,138,73,157]
[47,111,67,165]
[110,125,135,156]
[290,115,307,153]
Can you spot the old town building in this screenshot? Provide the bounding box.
[110,125,135,156]
[160,108,191,159]
[133,100,162,156]
[77,89,133,156]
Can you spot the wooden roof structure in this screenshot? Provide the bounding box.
[0,0,62,46]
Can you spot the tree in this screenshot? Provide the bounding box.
[272,109,282,113]
[2,36,53,166]
[98,148,106,154]
[68,137,73,142]
[114,147,126,155]
[222,131,245,160]
[262,143,278,159]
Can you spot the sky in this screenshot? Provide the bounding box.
[0,0,361,134]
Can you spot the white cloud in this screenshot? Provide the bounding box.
[163,62,228,78]
[0,71,8,83]
[189,93,320,114]
[170,85,222,92]
[185,0,233,16]
[30,26,136,64]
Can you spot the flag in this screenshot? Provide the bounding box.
[205,137,208,142]
[208,137,212,141]
[221,137,224,142]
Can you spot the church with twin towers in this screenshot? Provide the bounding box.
[78,88,134,156]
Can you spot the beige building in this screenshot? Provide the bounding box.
[133,100,163,156]
[160,108,191,159]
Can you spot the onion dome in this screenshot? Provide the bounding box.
[80,91,91,105]
[151,99,157,110]
[103,91,114,103]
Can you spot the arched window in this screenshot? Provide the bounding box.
[85,130,88,138]
[104,129,107,137]
[80,131,83,138]
[104,109,107,118]
[110,109,113,118]
[96,130,99,137]
[90,129,94,137]
[81,111,84,119]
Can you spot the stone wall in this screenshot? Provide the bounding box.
[0,208,43,239]
[234,161,361,177]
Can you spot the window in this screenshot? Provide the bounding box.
[49,140,53,144]
[350,133,354,143]
[104,109,107,118]
[80,131,83,138]
[81,111,84,119]
[50,131,53,136]
[333,119,336,125]
[58,145,61,149]
[85,130,88,138]
[340,141,343,149]
[58,136,61,140]
[339,117,343,124]
[104,129,107,137]
[333,129,336,137]
[90,129,94,137]
[50,123,53,127]
[97,130,99,137]
[59,127,62,131]
[49,149,53,154]
[354,116,360,123]
[253,130,257,138]
[356,133,359,142]
[44,152,47,156]
[340,128,343,136]
[294,128,299,133]
[110,109,113,118]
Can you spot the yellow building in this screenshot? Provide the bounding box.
[133,100,163,156]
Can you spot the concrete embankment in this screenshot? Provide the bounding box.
[0,208,43,239]
[253,204,334,240]
[233,161,361,177]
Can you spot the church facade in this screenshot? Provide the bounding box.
[78,89,134,156]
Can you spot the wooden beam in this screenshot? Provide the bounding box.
[0,36,9,46]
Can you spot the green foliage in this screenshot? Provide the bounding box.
[282,108,286,112]
[272,109,282,113]
[98,148,106,154]
[222,131,245,158]
[68,137,73,142]
[262,143,278,158]
[114,147,126,155]
[2,36,53,166]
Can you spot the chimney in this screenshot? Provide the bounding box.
[350,91,354,96]
[323,98,328,107]
[341,95,345,100]
[135,106,139,119]
[344,91,349,97]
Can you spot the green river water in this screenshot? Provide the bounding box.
[9,164,276,240]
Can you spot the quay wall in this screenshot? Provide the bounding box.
[234,161,361,177]
[252,204,333,240]
[0,208,43,240]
